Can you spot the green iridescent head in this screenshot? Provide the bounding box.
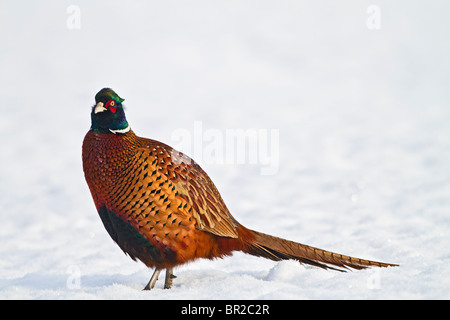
[90,88,129,134]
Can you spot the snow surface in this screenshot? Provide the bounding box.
[1,1,450,299]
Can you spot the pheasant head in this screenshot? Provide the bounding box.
[91,88,129,134]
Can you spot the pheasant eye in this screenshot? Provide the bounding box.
[107,100,117,113]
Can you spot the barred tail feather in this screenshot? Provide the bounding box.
[245,230,398,271]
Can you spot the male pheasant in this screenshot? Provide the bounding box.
[82,88,398,290]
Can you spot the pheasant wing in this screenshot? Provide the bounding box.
[137,139,239,239]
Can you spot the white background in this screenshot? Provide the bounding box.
[1,1,449,299]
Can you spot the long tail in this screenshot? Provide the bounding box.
[243,229,398,271]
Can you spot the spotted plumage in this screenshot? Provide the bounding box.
[82,88,398,290]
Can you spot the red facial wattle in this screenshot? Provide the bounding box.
[106,100,117,113]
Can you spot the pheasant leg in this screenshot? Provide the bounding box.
[143,268,161,290]
[164,267,176,289]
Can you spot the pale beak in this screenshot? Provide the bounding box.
[94,102,107,114]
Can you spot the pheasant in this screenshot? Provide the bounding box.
[82,88,398,290]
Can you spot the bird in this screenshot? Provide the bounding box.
[82,88,398,290]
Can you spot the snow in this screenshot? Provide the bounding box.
[1,0,450,300]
